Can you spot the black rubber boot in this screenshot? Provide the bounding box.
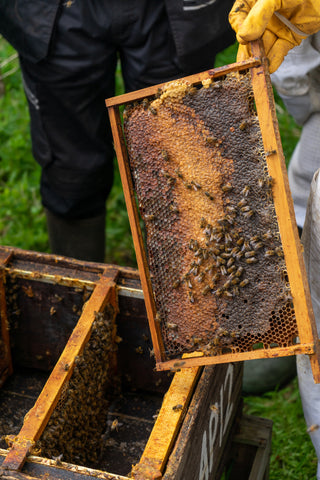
[45,208,106,263]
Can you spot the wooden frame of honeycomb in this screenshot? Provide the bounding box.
[106,41,320,382]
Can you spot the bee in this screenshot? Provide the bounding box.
[235,251,245,261]
[226,205,236,214]
[216,256,226,266]
[221,183,233,193]
[188,291,195,303]
[200,217,207,228]
[265,249,275,257]
[227,265,236,274]
[167,322,178,330]
[236,237,245,246]
[231,246,240,256]
[185,276,193,289]
[246,257,258,264]
[223,279,232,289]
[175,169,183,178]
[142,98,149,109]
[225,215,234,225]
[149,106,157,115]
[50,306,56,316]
[241,185,250,196]
[191,180,202,190]
[204,191,214,200]
[307,424,319,433]
[223,290,233,298]
[160,150,169,162]
[196,257,203,266]
[252,241,264,250]
[213,233,224,243]
[189,239,199,251]
[111,419,119,431]
[227,257,235,268]
[232,286,240,296]
[206,136,217,144]
[189,263,199,276]
[172,404,183,412]
[195,248,203,258]
[202,285,211,295]
[204,225,212,236]
[239,279,249,287]
[155,313,162,324]
[196,272,205,283]
[257,178,264,188]
[265,149,277,156]
[221,252,231,259]
[184,182,192,189]
[243,209,254,218]
[172,279,180,289]
[275,247,284,257]
[215,288,223,297]
[239,120,248,130]
[169,204,179,214]
[145,214,155,221]
[241,205,251,213]
[245,251,256,258]
[212,272,220,283]
[231,277,240,285]
[235,266,244,277]
[167,177,176,186]
[262,230,273,240]
[220,265,227,276]
[265,176,274,188]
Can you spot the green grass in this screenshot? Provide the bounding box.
[0,37,314,478]
[244,377,318,479]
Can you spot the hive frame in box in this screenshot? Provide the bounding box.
[1,265,119,473]
[105,40,320,381]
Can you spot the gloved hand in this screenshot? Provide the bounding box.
[229,0,320,73]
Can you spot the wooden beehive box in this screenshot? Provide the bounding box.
[0,246,256,480]
[105,41,320,381]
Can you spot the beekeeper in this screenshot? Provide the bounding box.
[230,1,320,477]
[0,0,234,262]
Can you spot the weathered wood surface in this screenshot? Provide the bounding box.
[163,363,243,480]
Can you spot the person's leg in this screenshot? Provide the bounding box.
[19,1,117,261]
[115,0,184,93]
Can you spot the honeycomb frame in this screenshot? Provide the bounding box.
[106,41,320,380]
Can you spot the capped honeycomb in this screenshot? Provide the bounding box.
[36,305,117,466]
[123,72,298,359]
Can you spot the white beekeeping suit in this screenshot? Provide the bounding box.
[271,33,320,478]
[296,170,320,480]
[271,32,320,229]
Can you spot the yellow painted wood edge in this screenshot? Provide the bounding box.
[131,363,202,479]
[156,343,314,371]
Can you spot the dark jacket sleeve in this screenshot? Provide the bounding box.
[165,0,236,73]
[0,0,60,62]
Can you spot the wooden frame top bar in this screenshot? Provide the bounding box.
[105,57,261,108]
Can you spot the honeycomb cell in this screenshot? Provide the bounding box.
[124,73,298,359]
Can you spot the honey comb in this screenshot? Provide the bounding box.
[123,73,298,359]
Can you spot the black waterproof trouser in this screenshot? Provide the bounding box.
[20,0,185,219]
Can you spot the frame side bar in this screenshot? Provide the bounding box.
[107,106,165,363]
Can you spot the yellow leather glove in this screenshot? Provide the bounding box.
[229,0,320,73]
